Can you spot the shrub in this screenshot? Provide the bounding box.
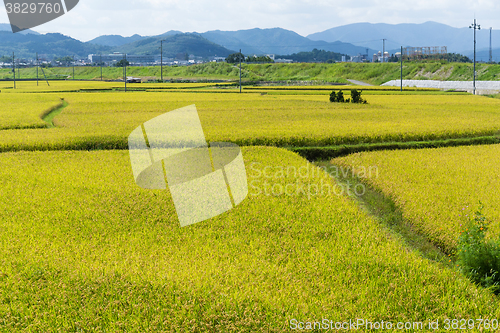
[351,89,367,104]
[456,205,500,294]
[330,89,366,104]
[336,90,344,103]
[329,91,336,102]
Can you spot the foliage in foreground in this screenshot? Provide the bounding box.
[457,206,500,294]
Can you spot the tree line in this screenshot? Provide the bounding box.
[226,53,274,63]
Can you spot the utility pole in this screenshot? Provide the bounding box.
[382,39,387,63]
[400,46,403,92]
[13,52,16,89]
[160,39,166,82]
[36,52,39,86]
[490,27,493,63]
[72,55,75,80]
[469,19,480,95]
[100,54,102,81]
[239,49,242,93]
[124,54,127,92]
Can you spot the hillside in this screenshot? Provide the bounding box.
[116,33,234,58]
[3,62,500,84]
[87,31,183,47]
[0,31,109,59]
[87,34,145,47]
[0,31,233,60]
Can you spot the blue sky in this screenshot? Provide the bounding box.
[1,0,498,41]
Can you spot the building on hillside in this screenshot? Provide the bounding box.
[373,51,390,62]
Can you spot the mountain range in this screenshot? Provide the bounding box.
[1,21,499,62]
[308,21,500,61]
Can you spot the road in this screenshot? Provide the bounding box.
[347,79,373,86]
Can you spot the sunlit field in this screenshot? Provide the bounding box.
[333,144,500,253]
[1,80,500,331]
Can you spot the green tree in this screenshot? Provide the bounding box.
[350,89,367,104]
[115,59,130,67]
[329,91,336,102]
[0,55,13,63]
[336,90,344,103]
[226,52,245,63]
[277,48,345,63]
[55,56,74,66]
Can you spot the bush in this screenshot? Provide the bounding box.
[351,89,367,104]
[329,89,366,104]
[329,91,336,102]
[456,205,500,294]
[336,90,344,103]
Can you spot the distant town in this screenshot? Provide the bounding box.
[0,47,450,69]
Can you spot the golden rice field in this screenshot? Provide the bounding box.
[333,144,500,254]
[1,89,500,152]
[1,80,500,331]
[0,94,61,130]
[1,148,499,331]
[0,81,229,94]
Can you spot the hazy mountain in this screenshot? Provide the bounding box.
[0,27,231,59]
[88,30,182,47]
[116,33,234,58]
[0,31,109,59]
[200,30,263,55]
[0,23,39,35]
[88,34,145,47]
[467,48,500,62]
[308,21,499,56]
[4,21,497,61]
[200,28,373,56]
